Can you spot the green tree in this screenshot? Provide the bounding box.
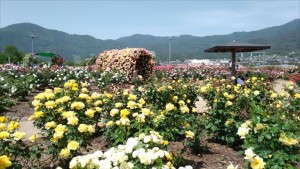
[0,45,24,64]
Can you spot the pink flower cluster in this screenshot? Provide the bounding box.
[95,48,156,81]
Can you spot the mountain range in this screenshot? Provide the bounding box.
[0,19,299,62]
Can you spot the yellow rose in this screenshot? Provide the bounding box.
[185,130,195,139]
[85,109,95,118]
[59,148,70,159]
[178,100,185,106]
[119,117,130,126]
[64,81,72,89]
[295,93,300,99]
[87,125,95,133]
[78,124,88,133]
[7,121,20,131]
[91,92,101,99]
[115,102,123,108]
[0,131,10,139]
[95,107,102,113]
[13,131,26,141]
[225,101,233,107]
[34,111,44,118]
[55,124,67,133]
[127,101,136,109]
[120,109,130,118]
[172,96,178,101]
[157,87,164,92]
[81,82,89,87]
[54,87,62,93]
[0,155,12,168]
[53,131,64,139]
[128,94,137,101]
[0,123,6,130]
[31,100,41,107]
[225,119,232,126]
[123,89,129,96]
[61,96,71,103]
[78,93,89,99]
[192,107,197,113]
[81,87,89,93]
[29,134,38,143]
[141,108,151,116]
[110,109,119,117]
[255,123,264,131]
[94,100,102,106]
[67,140,79,150]
[180,106,190,113]
[67,116,78,126]
[71,102,85,110]
[139,98,145,105]
[45,93,55,99]
[45,121,57,129]
[270,93,277,98]
[105,93,113,99]
[106,121,114,127]
[0,116,8,123]
[279,133,299,146]
[200,86,207,93]
[165,103,175,111]
[250,156,266,169]
[62,111,75,119]
[226,94,234,100]
[45,101,56,109]
[34,93,46,100]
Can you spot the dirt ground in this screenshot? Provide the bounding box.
[2,79,297,169]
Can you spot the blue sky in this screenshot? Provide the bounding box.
[1,0,299,40]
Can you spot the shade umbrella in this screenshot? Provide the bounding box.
[204,41,271,76]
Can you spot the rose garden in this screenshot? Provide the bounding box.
[0,48,299,169]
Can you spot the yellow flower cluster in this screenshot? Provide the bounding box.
[29,80,109,159]
[64,79,79,91]
[105,91,154,127]
[0,116,26,141]
[0,155,12,169]
[279,133,299,146]
[185,130,195,139]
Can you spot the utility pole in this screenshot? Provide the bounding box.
[168,36,172,65]
[31,35,35,54]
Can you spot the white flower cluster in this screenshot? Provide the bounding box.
[237,120,251,139]
[70,131,193,169]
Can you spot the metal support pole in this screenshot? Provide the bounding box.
[231,51,236,76]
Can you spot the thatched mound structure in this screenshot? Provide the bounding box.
[95,48,156,81]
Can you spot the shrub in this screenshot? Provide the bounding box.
[29,80,102,161]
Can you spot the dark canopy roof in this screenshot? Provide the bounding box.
[35,52,56,58]
[204,41,271,52]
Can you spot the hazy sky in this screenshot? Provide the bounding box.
[1,0,299,40]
